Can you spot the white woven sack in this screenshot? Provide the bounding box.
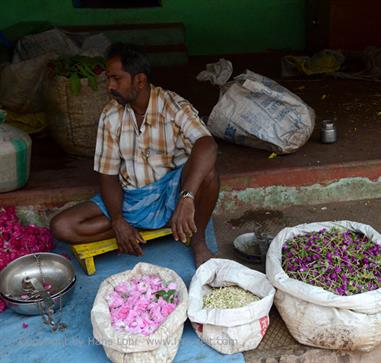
[188,258,275,354]
[266,220,381,352]
[12,28,79,63]
[207,70,315,154]
[91,262,188,363]
[0,118,32,192]
[0,53,55,113]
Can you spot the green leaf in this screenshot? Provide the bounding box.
[83,63,96,76]
[69,73,81,96]
[155,289,176,302]
[49,55,106,96]
[88,75,98,91]
[77,63,90,78]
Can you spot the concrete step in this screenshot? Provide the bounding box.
[1,149,381,211]
[218,160,381,214]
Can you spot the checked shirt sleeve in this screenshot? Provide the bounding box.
[94,110,121,175]
[175,100,211,152]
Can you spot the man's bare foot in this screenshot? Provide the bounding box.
[192,240,215,268]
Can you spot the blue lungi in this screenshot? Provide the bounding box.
[91,167,183,229]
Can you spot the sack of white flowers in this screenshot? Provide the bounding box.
[188,258,275,354]
[266,220,381,352]
[91,262,188,363]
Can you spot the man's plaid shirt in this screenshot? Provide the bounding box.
[94,85,211,189]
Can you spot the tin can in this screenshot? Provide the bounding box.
[320,120,337,144]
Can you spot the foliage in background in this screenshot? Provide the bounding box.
[48,55,106,96]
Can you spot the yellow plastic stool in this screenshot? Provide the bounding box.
[71,227,172,275]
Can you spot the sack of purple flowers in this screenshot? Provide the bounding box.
[266,220,381,352]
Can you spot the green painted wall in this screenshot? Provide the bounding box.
[0,0,305,55]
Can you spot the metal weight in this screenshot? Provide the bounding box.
[321,120,337,144]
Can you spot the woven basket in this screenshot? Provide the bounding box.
[44,73,110,157]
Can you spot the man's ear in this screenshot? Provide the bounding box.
[134,73,148,88]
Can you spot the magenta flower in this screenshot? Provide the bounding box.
[0,207,54,312]
[0,298,6,312]
[282,228,381,296]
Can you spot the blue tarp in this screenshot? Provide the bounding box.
[0,222,245,363]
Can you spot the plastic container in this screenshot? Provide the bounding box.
[0,109,32,192]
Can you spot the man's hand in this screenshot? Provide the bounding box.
[111,216,145,256]
[171,198,197,243]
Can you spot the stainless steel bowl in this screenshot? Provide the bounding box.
[233,232,273,265]
[0,252,76,315]
[1,277,76,315]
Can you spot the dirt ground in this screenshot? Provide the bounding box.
[215,197,381,264]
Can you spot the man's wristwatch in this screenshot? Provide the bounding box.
[180,190,195,200]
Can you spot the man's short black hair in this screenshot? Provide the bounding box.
[107,43,151,80]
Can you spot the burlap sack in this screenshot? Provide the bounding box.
[44,73,110,157]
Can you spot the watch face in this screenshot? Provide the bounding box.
[180,190,194,199]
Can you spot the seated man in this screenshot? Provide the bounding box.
[50,43,219,267]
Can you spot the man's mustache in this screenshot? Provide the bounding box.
[110,90,124,99]
[110,90,128,105]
